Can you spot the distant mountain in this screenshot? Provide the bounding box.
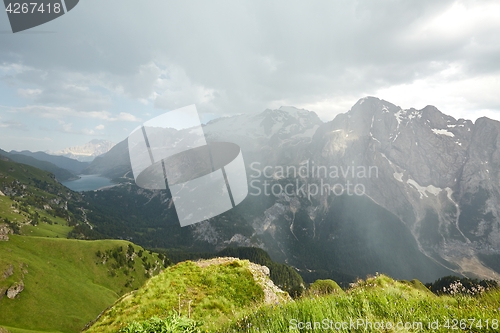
[49,139,115,162]
[9,150,89,174]
[82,106,322,180]
[81,139,130,179]
[204,106,322,151]
[0,149,77,182]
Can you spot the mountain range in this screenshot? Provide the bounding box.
[8,150,89,174]
[0,149,78,182]
[47,139,115,162]
[69,97,499,285]
[0,140,114,181]
[3,98,499,284]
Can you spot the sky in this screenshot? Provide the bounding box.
[1,0,500,152]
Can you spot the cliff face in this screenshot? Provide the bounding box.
[0,224,12,242]
[304,97,500,280]
[205,97,500,281]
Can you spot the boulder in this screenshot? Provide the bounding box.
[6,281,24,299]
[0,224,12,242]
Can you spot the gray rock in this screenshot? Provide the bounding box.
[2,264,14,280]
[6,281,24,299]
[0,224,12,242]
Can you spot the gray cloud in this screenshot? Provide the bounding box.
[0,119,26,130]
[1,0,500,151]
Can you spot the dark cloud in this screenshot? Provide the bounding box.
[1,0,500,150]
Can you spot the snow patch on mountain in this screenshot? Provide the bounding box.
[432,128,455,137]
[292,125,320,138]
[49,139,115,162]
[407,179,442,199]
[203,106,323,152]
[394,109,404,127]
[393,172,404,182]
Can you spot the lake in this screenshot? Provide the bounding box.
[61,174,115,192]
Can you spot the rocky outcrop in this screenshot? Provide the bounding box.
[246,260,292,304]
[2,264,14,279]
[6,280,24,299]
[0,224,12,241]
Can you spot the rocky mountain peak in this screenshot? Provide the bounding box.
[49,139,115,162]
[258,106,322,136]
[419,105,455,128]
[349,96,400,118]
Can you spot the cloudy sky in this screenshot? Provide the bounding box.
[1,0,500,152]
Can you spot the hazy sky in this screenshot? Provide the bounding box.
[1,0,500,151]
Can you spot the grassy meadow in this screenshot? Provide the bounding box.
[0,236,167,333]
[220,274,500,332]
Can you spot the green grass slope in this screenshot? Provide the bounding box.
[0,156,98,240]
[9,151,89,175]
[0,150,76,182]
[166,247,305,296]
[85,258,290,333]
[0,189,73,238]
[221,274,500,332]
[0,236,168,333]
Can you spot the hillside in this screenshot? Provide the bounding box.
[166,247,305,296]
[0,236,169,333]
[84,268,500,333]
[0,156,89,239]
[82,140,130,180]
[85,258,290,333]
[0,157,169,333]
[0,150,77,182]
[219,274,500,332]
[9,151,89,174]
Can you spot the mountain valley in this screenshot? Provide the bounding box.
[70,97,500,284]
[1,97,500,332]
